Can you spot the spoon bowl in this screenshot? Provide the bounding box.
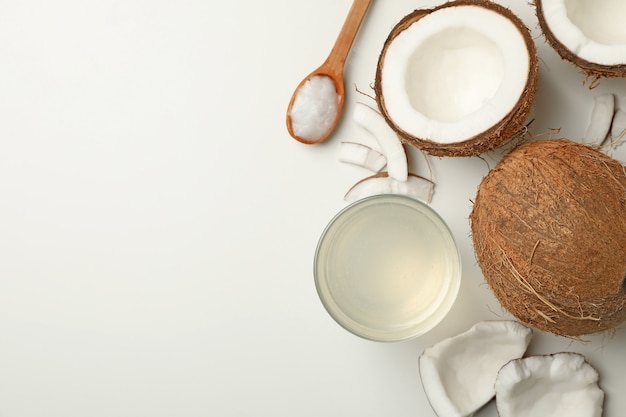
[286,0,374,145]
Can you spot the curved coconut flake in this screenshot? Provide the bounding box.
[583,93,614,146]
[609,96,626,143]
[610,108,626,142]
[352,102,408,182]
[376,2,533,148]
[495,353,604,417]
[338,141,387,172]
[419,320,532,417]
[344,173,433,204]
[538,0,626,68]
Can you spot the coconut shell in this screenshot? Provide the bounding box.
[535,0,626,82]
[470,139,626,337]
[374,0,539,157]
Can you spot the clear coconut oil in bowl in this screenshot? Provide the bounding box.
[314,194,461,342]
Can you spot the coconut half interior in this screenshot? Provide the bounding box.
[380,5,530,144]
[540,0,626,66]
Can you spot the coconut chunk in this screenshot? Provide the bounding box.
[338,141,387,172]
[352,102,408,182]
[609,96,626,143]
[610,108,626,142]
[495,353,604,417]
[419,320,532,417]
[344,173,433,204]
[583,93,614,146]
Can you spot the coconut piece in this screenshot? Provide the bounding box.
[583,93,615,146]
[353,102,408,181]
[495,353,604,417]
[419,320,532,417]
[610,96,626,142]
[610,108,626,142]
[344,172,433,203]
[536,0,626,80]
[374,0,538,157]
[470,139,626,336]
[338,141,387,172]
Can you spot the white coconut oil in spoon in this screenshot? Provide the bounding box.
[286,0,373,144]
[289,75,340,142]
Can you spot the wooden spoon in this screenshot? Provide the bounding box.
[286,0,374,144]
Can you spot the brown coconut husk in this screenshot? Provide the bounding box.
[470,139,626,337]
[374,0,539,157]
[535,0,626,83]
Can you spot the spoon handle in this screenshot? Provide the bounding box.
[323,0,374,76]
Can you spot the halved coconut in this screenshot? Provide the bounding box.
[419,320,532,417]
[495,353,604,417]
[375,0,538,157]
[536,0,626,80]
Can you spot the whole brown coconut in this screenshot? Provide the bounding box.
[535,0,626,81]
[470,139,626,337]
[374,0,538,157]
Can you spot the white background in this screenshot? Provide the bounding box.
[0,1,624,416]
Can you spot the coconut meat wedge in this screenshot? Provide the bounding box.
[344,173,434,203]
[536,0,626,77]
[375,1,537,156]
[418,321,532,417]
[495,353,604,417]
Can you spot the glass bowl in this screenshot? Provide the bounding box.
[314,194,461,342]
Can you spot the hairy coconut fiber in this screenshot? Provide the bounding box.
[535,0,626,82]
[470,139,626,336]
[374,0,538,157]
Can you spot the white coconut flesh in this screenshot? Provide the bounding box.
[495,353,604,417]
[418,321,532,417]
[611,96,626,141]
[380,5,530,144]
[541,0,626,65]
[353,102,408,181]
[344,173,433,204]
[583,93,615,145]
[339,141,387,173]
